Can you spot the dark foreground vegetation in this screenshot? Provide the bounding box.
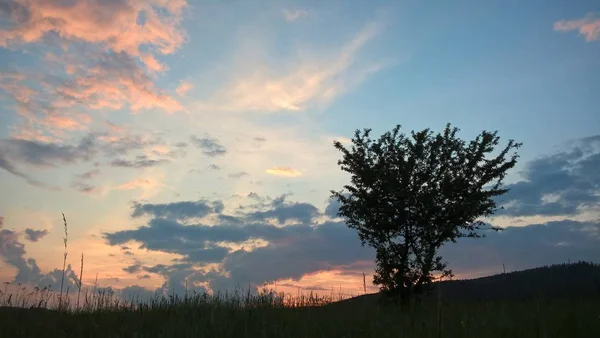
[1,262,599,338]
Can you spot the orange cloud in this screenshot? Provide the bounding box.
[554,13,600,42]
[111,176,166,199]
[0,0,186,141]
[176,81,194,97]
[0,0,188,71]
[54,52,184,113]
[265,166,302,177]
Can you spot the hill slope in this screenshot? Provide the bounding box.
[334,261,600,306]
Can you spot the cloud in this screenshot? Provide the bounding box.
[176,81,193,97]
[554,13,600,41]
[102,194,368,293]
[265,166,302,177]
[120,285,158,302]
[195,20,387,113]
[0,136,96,168]
[113,177,164,193]
[282,9,309,22]
[246,194,321,224]
[228,171,250,179]
[70,181,96,194]
[53,51,183,113]
[0,129,181,188]
[76,169,100,180]
[0,152,50,188]
[495,135,600,217]
[190,135,227,157]
[0,135,96,188]
[110,156,170,169]
[24,228,49,242]
[97,177,600,296]
[123,263,142,274]
[131,200,218,220]
[440,219,600,274]
[0,225,79,291]
[0,0,187,68]
[0,0,188,142]
[208,164,221,170]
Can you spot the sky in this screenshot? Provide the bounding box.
[0,0,599,301]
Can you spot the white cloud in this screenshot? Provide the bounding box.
[283,9,309,22]
[194,21,387,113]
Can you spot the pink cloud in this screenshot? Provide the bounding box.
[554,13,600,42]
[176,81,194,97]
[0,0,188,71]
[0,0,188,141]
[54,52,184,113]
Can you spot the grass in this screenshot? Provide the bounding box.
[1,214,599,337]
[1,289,599,337]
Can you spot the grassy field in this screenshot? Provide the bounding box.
[1,286,599,338]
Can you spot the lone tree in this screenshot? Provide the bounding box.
[331,123,521,305]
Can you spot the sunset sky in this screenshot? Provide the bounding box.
[1,0,599,300]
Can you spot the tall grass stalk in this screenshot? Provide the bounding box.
[58,213,68,311]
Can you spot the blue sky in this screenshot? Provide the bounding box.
[0,0,599,299]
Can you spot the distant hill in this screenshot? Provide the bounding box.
[333,261,600,306]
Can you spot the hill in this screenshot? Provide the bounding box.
[332,261,600,306]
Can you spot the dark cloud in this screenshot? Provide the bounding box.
[75,168,100,180]
[208,164,221,170]
[228,171,249,179]
[190,135,227,157]
[0,152,49,188]
[70,181,95,194]
[102,196,369,293]
[95,134,152,157]
[24,228,49,242]
[0,226,79,291]
[110,155,170,168]
[0,135,96,168]
[440,219,600,274]
[324,194,349,218]
[120,285,158,302]
[496,135,600,217]
[0,129,187,188]
[174,142,188,148]
[137,274,151,280]
[218,220,372,287]
[0,136,96,188]
[254,136,266,142]
[131,200,218,220]
[123,263,141,274]
[141,263,209,297]
[100,180,600,297]
[246,194,321,224]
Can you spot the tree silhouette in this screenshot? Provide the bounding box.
[331,123,521,306]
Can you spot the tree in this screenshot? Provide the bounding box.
[330,123,521,306]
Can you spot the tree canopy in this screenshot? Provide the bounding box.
[331,123,521,304]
